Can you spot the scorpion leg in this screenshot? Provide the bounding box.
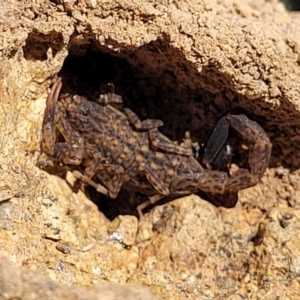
[137,188,199,218]
[54,118,84,165]
[137,196,164,219]
[137,193,174,219]
[78,153,125,198]
[197,169,229,194]
[81,157,170,203]
[123,107,164,130]
[98,83,124,105]
[123,107,192,156]
[136,167,206,217]
[181,131,200,159]
[135,162,172,217]
[98,92,123,105]
[141,164,170,196]
[73,170,109,196]
[148,128,193,156]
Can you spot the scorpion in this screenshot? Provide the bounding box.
[39,77,272,217]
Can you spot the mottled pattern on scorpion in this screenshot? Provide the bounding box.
[40,77,272,215]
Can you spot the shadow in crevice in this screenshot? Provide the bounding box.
[23,29,64,61]
[41,35,300,219]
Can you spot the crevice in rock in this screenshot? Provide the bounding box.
[23,30,64,61]
[32,33,300,218]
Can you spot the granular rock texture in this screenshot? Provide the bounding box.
[1,0,300,299]
[0,257,161,300]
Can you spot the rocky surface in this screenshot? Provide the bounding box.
[1,0,300,299]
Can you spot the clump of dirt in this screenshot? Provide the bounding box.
[1,0,300,299]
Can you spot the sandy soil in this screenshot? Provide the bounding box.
[1,0,300,299]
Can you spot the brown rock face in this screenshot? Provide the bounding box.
[1,0,300,299]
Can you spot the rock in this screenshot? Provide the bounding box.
[1,0,300,299]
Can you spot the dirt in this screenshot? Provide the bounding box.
[1,0,300,299]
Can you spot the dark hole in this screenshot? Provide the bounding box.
[23,30,63,61]
[41,37,281,219]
